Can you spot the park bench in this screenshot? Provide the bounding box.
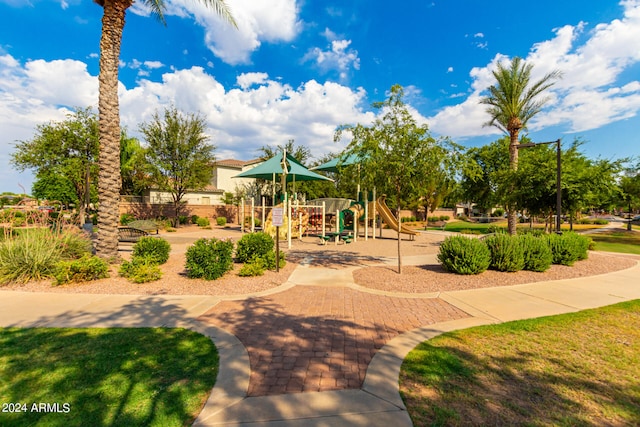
[118,227,150,243]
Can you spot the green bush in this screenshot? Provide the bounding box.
[0,229,62,284]
[178,215,189,225]
[439,215,450,221]
[0,228,92,284]
[190,215,200,224]
[519,234,553,272]
[236,232,274,263]
[593,219,609,225]
[484,233,525,272]
[578,218,592,224]
[562,232,590,261]
[54,255,109,285]
[238,257,266,277]
[120,213,135,225]
[57,227,93,259]
[262,250,286,270]
[196,217,210,227]
[132,236,171,265]
[545,232,589,266]
[119,256,163,283]
[437,236,491,275]
[216,217,227,226]
[185,238,234,280]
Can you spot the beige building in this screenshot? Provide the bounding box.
[142,158,263,206]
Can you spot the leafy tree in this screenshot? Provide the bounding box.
[619,160,640,229]
[458,137,510,215]
[480,57,561,234]
[120,134,148,196]
[140,107,216,226]
[12,108,99,224]
[94,0,236,259]
[337,85,457,273]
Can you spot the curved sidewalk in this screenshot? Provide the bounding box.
[0,256,639,427]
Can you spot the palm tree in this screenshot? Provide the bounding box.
[93,0,236,259]
[480,57,561,235]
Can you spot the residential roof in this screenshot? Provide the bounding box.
[215,158,263,169]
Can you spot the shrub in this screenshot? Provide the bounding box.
[0,228,92,284]
[437,236,491,275]
[593,219,609,225]
[0,228,62,284]
[196,217,210,227]
[236,232,274,263]
[578,218,592,224]
[545,232,589,266]
[120,213,135,225]
[191,215,200,224]
[484,233,525,272]
[132,237,171,265]
[562,232,590,261]
[185,238,234,280]
[238,257,266,277]
[216,217,227,226]
[178,215,189,225]
[262,250,286,270]
[54,255,109,285]
[519,234,553,272]
[57,227,93,260]
[119,256,163,283]
[439,215,450,221]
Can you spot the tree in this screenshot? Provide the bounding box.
[337,85,458,273]
[120,135,148,196]
[480,57,561,234]
[94,0,236,259]
[619,160,640,230]
[458,137,511,215]
[12,108,99,224]
[140,107,216,226]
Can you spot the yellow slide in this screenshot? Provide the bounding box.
[370,196,418,237]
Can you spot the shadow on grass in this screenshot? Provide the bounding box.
[0,297,225,427]
[401,302,640,425]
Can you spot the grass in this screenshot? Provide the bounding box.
[400,300,640,426]
[591,229,640,254]
[0,327,218,427]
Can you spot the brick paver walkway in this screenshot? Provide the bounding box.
[198,285,469,396]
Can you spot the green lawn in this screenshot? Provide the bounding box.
[400,300,640,426]
[591,230,640,254]
[0,327,218,427]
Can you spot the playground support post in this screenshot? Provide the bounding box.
[322,201,326,238]
[261,197,266,231]
[364,199,368,241]
[240,198,245,233]
[251,198,255,233]
[372,187,377,240]
[287,194,292,249]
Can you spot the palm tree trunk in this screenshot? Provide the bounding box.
[507,128,520,235]
[96,0,127,259]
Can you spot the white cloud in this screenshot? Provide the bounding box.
[0,54,374,188]
[303,39,360,81]
[447,66,454,73]
[429,0,640,138]
[153,0,301,65]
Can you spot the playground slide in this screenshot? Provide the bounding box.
[372,197,418,236]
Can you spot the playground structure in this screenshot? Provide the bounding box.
[239,194,417,247]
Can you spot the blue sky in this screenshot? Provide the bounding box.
[1,0,639,193]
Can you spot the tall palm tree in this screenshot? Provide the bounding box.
[93,0,235,259]
[480,57,561,235]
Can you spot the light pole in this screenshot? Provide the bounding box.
[517,139,562,234]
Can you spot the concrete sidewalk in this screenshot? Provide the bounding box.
[0,257,639,426]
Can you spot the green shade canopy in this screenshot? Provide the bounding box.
[233,152,333,183]
[310,152,364,173]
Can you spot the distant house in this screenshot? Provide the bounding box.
[141,158,263,206]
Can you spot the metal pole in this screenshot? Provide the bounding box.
[556,139,562,234]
